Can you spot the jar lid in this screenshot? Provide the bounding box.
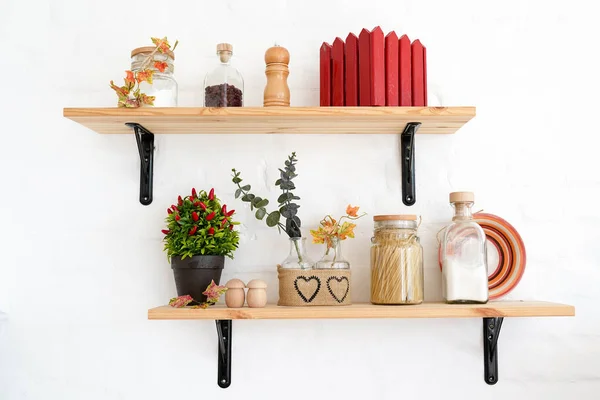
[449,191,474,203]
[131,46,175,60]
[373,215,417,221]
[217,43,233,53]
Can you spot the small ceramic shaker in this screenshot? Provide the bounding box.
[225,279,246,308]
[246,279,268,308]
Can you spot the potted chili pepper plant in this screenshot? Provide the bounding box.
[162,188,240,303]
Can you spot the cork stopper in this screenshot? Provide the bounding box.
[373,215,417,221]
[131,46,175,60]
[265,45,290,65]
[217,43,233,63]
[449,191,475,203]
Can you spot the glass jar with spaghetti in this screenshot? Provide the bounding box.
[370,215,423,305]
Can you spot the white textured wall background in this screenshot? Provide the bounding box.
[1,0,598,398]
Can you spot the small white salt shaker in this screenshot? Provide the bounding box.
[246,279,267,308]
[225,279,246,308]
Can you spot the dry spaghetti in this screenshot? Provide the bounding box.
[370,215,423,305]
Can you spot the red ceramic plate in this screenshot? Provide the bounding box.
[438,213,526,299]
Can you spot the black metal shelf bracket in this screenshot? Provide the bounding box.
[400,122,421,206]
[216,320,232,388]
[126,123,154,206]
[483,317,504,385]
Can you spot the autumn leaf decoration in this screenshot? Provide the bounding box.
[310,205,366,250]
[109,36,178,108]
[169,280,228,309]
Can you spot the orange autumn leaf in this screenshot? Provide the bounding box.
[140,93,155,105]
[338,222,356,240]
[154,61,168,73]
[346,205,360,217]
[109,80,129,98]
[124,70,135,86]
[136,69,154,84]
[151,36,170,53]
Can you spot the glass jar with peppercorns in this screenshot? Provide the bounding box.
[204,43,244,107]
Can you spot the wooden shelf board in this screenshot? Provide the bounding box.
[147,301,574,320]
[63,106,475,135]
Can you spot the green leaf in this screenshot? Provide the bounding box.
[241,194,255,202]
[251,196,263,206]
[255,208,266,220]
[241,185,251,191]
[233,177,242,184]
[255,199,269,208]
[266,211,280,227]
[278,193,293,203]
[275,179,282,186]
[235,188,242,198]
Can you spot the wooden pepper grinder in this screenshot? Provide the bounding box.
[263,45,290,107]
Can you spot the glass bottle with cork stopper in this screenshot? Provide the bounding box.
[441,192,489,304]
[204,43,244,107]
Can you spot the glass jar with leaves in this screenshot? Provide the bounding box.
[232,152,314,269]
[310,205,366,269]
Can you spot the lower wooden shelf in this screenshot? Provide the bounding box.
[147,301,575,320]
[147,300,574,388]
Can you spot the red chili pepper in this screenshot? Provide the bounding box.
[229,224,234,231]
[191,188,197,198]
[172,205,179,213]
[192,212,199,222]
[193,201,201,207]
[206,212,216,221]
[178,196,183,206]
[226,209,235,217]
[175,215,181,221]
[197,202,207,211]
[208,227,215,235]
[161,229,170,234]
[189,226,198,235]
[221,218,228,228]
[209,188,215,200]
[222,204,227,214]
[167,208,173,214]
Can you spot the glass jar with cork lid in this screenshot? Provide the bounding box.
[130,46,178,106]
[370,215,424,305]
[441,192,489,304]
[204,43,244,107]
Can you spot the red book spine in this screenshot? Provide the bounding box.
[358,28,371,106]
[411,39,425,106]
[332,37,345,106]
[423,45,428,106]
[399,35,412,106]
[370,26,385,106]
[320,42,332,106]
[384,31,399,106]
[345,33,359,106]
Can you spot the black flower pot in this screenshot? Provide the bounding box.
[171,255,225,303]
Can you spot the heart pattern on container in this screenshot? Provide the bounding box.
[294,276,321,303]
[326,276,349,303]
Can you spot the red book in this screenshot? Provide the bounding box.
[320,42,332,106]
[411,39,425,106]
[399,35,412,106]
[384,31,399,106]
[423,45,428,106]
[370,26,385,106]
[332,37,345,106]
[345,33,359,106]
[358,28,371,106]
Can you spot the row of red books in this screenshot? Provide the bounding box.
[320,26,427,107]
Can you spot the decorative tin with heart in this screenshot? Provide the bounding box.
[277,266,351,306]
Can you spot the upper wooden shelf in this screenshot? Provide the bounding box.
[147,301,574,320]
[63,106,475,135]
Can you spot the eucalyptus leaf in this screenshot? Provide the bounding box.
[241,194,255,202]
[232,177,242,184]
[278,193,293,203]
[255,208,266,220]
[241,185,251,191]
[256,199,269,208]
[266,211,281,227]
[235,188,242,198]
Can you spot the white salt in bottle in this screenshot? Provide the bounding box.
[441,192,489,304]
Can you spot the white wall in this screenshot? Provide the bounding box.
[1,0,599,398]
